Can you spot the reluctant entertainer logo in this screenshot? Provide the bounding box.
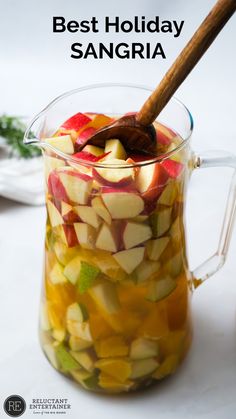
[53,16,185,60]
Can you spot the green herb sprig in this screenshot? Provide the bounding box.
[0,114,41,158]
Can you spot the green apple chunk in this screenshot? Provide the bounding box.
[130,358,159,379]
[150,208,172,237]
[50,262,68,284]
[78,262,100,293]
[104,139,127,160]
[130,338,159,360]
[55,343,80,371]
[45,135,74,154]
[70,369,99,390]
[66,302,88,323]
[158,182,178,206]
[146,237,170,261]
[64,257,100,291]
[146,276,177,302]
[70,350,96,372]
[89,282,120,315]
[113,247,145,274]
[135,260,161,283]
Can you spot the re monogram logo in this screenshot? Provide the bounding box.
[3,395,26,417]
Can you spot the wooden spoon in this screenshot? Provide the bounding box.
[80,0,236,154]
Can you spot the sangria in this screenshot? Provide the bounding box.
[39,110,193,393]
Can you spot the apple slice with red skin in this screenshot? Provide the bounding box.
[62,224,79,247]
[73,151,110,162]
[92,159,135,188]
[61,113,92,131]
[61,201,80,223]
[57,169,93,205]
[48,170,70,203]
[75,127,97,150]
[162,159,184,179]
[136,162,169,202]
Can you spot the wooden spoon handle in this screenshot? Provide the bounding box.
[137,0,236,126]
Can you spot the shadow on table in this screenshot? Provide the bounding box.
[0,196,29,213]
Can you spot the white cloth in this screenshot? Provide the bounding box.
[0,154,44,205]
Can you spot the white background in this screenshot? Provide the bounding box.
[0,0,236,418]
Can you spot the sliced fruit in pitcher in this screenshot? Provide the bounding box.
[130,338,159,360]
[104,139,127,160]
[66,302,88,322]
[95,336,129,358]
[70,350,96,372]
[130,358,159,379]
[91,196,112,225]
[95,358,131,382]
[44,135,74,154]
[54,241,78,266]
[47,201,64,227]
[96,222,119,252]
[101,190,144,219]
[61,112,92,130]
[49,262,68,284]
[136,162,169,201]
[74,223,97,249]
[98,372,134,392]
[71,369,99,390]
[74,206,101,229]
[158,181,178,206]
[89,282,120,315]
[152,354,179,379]
[64,256,100,288]
[67,320,93,341]
[55,343,80,371]
[135,260,161,284]
[122,222,152,249]
[146,237,170,261]
[146,276,177,302]
[150,207,172,237]
[93,159,134,186]
[43,343,59,369]
[57,169,93,205]
[113,247,145,274]
[69,335,93,351]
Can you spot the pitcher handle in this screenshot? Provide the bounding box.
[192,150,236,288]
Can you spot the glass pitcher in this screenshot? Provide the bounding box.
[24,84,236,394]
